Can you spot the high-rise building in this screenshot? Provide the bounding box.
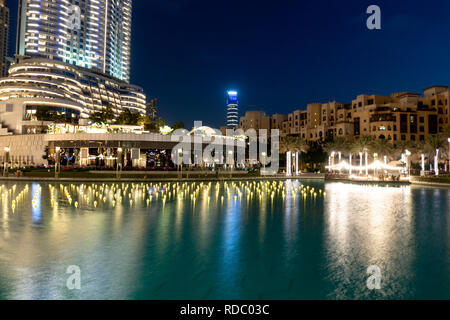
[0,56,146,135]
[146,98,158,121]
[0,0,9,77]
[16,0,132,83]
[227,91,239,128]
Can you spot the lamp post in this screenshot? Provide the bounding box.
[3,147,9,177]
[55,147,61,179]
[421,153,425,175]
[359,152,363,175]
[435,149,439,176]
[405,150,411,177]
[365,149,369,176]
[178,148,183,178]
[448,138,450,173]
[338,152,342,173]
[228,150,233,178]
[262,152,267,171]
[349,154,352,175]
[117,148,123,179]
[331,152,335,174]
[373,153,378,176]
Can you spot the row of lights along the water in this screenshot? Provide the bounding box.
[2,181,327,212]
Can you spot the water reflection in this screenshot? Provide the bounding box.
[0,181,449,300]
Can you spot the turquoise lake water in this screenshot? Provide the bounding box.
[0,180,449,300]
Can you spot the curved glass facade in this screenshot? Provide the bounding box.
[0,57,146,118]
[17,0,132,83]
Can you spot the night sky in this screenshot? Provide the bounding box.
[6,0,450,128]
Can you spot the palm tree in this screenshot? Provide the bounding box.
[324,137,351,156]
[425,135,445,153]
[424,135,447,173]
[393,140,417,161]
[425,135,446,160]
[280,136,308,172]
[280,136,308,154]
[351,135,375,155]
[372,139,395,161]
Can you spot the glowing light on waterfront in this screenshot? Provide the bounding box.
[326,160,403,172]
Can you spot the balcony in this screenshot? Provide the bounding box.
[370,115,396,123]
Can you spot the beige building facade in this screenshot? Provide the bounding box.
[239,86,450,143]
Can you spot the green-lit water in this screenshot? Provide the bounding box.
[0,180,449,300]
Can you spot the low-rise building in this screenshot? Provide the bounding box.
[240,85,450,144]
[239,111,271,131]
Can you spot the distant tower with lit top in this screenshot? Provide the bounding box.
[226,91,239,129]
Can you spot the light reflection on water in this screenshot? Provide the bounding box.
[0,180,449,300]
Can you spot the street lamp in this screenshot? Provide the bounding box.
[117,148,123,179]
[3,147,10,177]
[228,150,234,178]
[338,152,342,174]
[405,150,411,177]
[331,151,336,173]
[373,153,378,176]
[55,147,61,179]
[421,153,425,175]
[349,154,352,175]
[448,138,450,173]
[261,152,267,171]
[364,149,368,176]
[359,152,363,175]
[435,149,440,176]
[178,148,183,178]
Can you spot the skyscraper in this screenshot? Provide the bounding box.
[227,91,239,128]
[16,0,132,83]
[146,98,158,121]
[0,0,9,77]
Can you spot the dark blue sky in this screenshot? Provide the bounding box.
[7,0,450,127]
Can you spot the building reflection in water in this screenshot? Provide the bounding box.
[324,183,415,298]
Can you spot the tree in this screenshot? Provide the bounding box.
[372,139,395,161]
[280,136,308,154]
[115,109,140,125]
[351,135,375,155]
[51,112,66,124]
[89,106,115,125]
[146,117,166,133]
[425,135,446,159]
[324,137,351,156]
[36,106,51,122]
[299,141,328,172]
[138,115,151,128]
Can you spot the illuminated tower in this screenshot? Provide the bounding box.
[227,91,239,128]
[0,0,9,77]
[16,0,132,82]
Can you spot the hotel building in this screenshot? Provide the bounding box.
[0,56,146,135]
[16,0,132,82]
[0,0,147,136]
[239,86,450,143]
[239,111,271,131]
